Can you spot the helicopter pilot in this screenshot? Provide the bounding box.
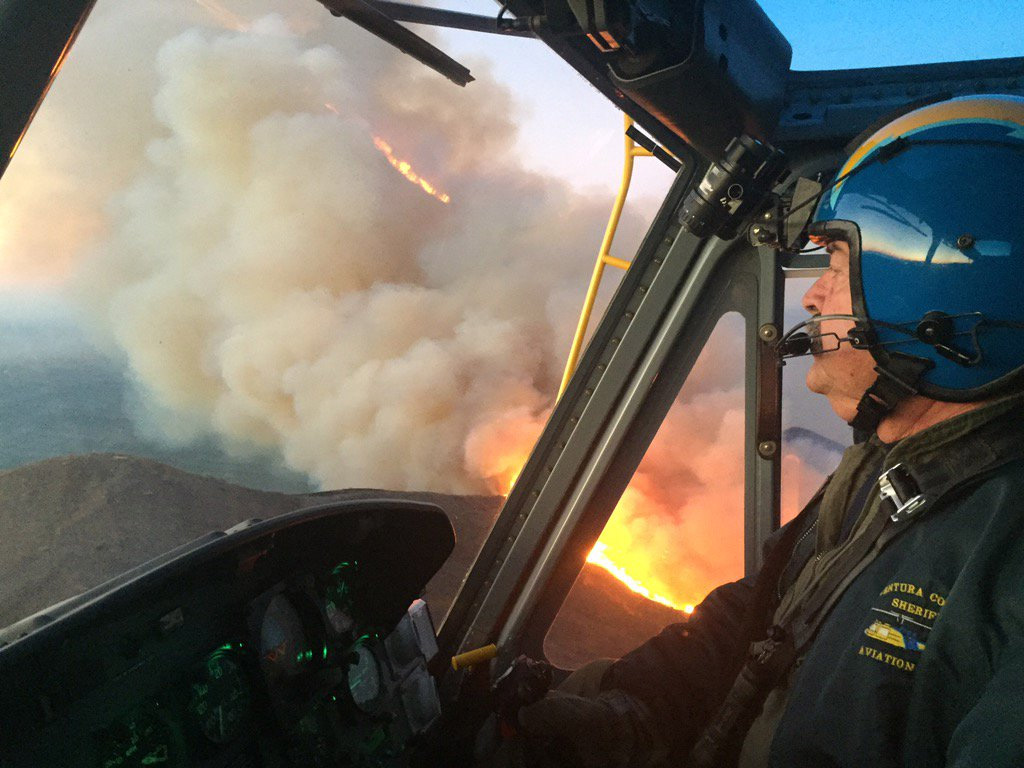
[504,93,1024,768]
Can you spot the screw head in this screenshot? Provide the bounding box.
[758,324,780,342]
[956,233,975,251]
[758,440,779,458]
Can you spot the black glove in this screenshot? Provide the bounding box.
[514,689,662,768]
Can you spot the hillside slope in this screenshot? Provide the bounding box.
[0,453,683,664]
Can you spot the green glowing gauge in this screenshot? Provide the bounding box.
[260,594,311,678]
[325,561,358,615]
[187,650,252,744]
[324,599,355,636]
[346,644,383,712]
[94,704,185,768]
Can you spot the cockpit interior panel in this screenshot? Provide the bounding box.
[0,501,454,768]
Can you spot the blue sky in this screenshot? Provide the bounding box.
[765,0,1024,69]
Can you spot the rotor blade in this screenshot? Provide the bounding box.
[317,0,474,86]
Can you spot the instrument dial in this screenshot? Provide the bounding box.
[259,594,311,679]
[346,644,384,712]
[324,599,354,636]
[187,649,252,744]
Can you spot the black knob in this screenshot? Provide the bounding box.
[915,311,955,345]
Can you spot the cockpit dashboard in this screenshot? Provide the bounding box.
[0,500,455,768]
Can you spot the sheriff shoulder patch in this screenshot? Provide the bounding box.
[855,580,947,673]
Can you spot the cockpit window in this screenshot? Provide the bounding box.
[0,0,650,628]
[545,313,746,670]
[780,276,851,522]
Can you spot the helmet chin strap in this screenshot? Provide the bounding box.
[848,354,934,435]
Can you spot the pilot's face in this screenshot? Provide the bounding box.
[800,241,878,423]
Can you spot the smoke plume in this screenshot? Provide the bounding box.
[27,5,635,495]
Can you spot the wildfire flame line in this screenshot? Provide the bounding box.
[372,137,451,204]
[321,104,452,205]
[587,542,694,614]
[500,462,694,614]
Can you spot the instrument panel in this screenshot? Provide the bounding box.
[0,500,455,768]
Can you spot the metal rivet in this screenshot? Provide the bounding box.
[758,440,779,459]
[758,323,779,342]
[763,210,772,220]
[956,233,975,251]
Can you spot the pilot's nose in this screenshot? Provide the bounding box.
[802,272,827,316]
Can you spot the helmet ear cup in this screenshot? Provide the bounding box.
[914,311,983,368]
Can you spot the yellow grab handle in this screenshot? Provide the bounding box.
[451,644,498,670]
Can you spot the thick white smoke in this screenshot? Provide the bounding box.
[46,6,642,493]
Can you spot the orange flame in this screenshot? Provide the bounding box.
[372,137,451,204]
[320,106,452,206]
[587,542,692,611]
[499,458,694,614]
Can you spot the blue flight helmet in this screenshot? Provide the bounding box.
[781,94,1024,432]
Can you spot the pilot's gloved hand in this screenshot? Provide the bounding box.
[514,688,664,768]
